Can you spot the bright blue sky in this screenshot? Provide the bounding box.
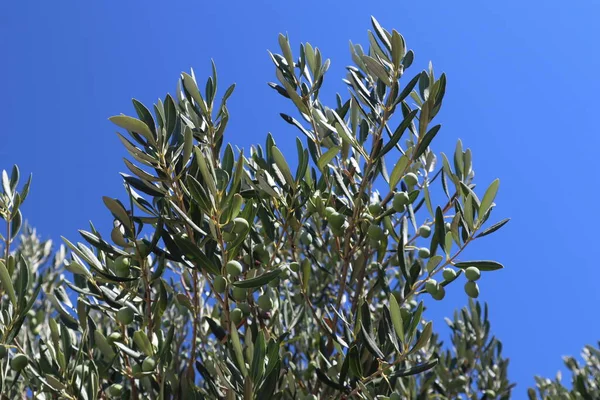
[2,0,598,393]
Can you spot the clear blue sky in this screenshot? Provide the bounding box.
[1,0,598,393]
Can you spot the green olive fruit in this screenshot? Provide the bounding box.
[324,206,336,217]
[418,225,431,238]
[231,308,243,325]
[238,303,251,315]
[431,285,446,300]
[464,281,480,298]
[367,224,384,241]
[289,261,300,272]
[222,231,237,242]
[442,268,457,281]
[331,224,345,237]
[368,203,383,215]
[300,231,313,246]
[142,357,156,372]
[116,307,134,325]
[232,287,247,302]
[390,393,402,400]
[107,384,123,397]
[214,276,227,293]
[425,279,438,294]
[464,266,481,281]
[0,346,6,359]
[306,395,318,400]
[293,293,303,303]
[258,294,273,311]
[226,260,243,277]
[10,354,28,371]
[232,217,249,234]
[445,222,452,231]
[108,332,123,344]
[403,172,418,186]
[74,364,91,377]
[328,212,345,230]
[418,247,430,258]
[114,256,131,278]
[392,195,408,213]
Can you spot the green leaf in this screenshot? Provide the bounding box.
[479,178,500,216]
[425,255,443,273]
[382,110,417,158]
[271,146,295,188]
[10,209,22,239]
[347,345,363,378]
[317,147,340,171]
[2,170,11,197]
[398,73,420,104]
[476,218,510,238]
[407,302,424,343]
[232,266,285,289]
[0,260,16,308]
[410,321,433,354]
[360,303,385,359]
[444,231,453,259]
[109,115,155,145]
[172,236,219,275]
[194,148,217,198]
[183,126,194,164]
[250,331,266,383]
[132,99,156,137]
[361,55,391,86]
[391,30,404,70]
[102,197,130,227]
[316,368,346,391]
[181,72,208,115]
[332,110,368,159]
[454,260,504,271]
[94,331,116,359]
[389,155,409,190]
[370,16,392,52]
[434,206,446,253]
[230,321,248,377]
[389,358,438,378]
[278,33,294,71]
[413,124,441,160]
[133,330,154,356]
[389,294,404,343]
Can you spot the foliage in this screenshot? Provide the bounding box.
[0,17,514,399]
[528,343,600,400]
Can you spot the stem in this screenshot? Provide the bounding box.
[333,93,394,329]
[4,219,9,262]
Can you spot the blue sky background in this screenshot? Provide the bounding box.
[1,0,599,393]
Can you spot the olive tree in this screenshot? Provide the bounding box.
[0,17,512,399]
[528,343,600,400]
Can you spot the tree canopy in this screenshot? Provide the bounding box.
[0,16,596,400]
